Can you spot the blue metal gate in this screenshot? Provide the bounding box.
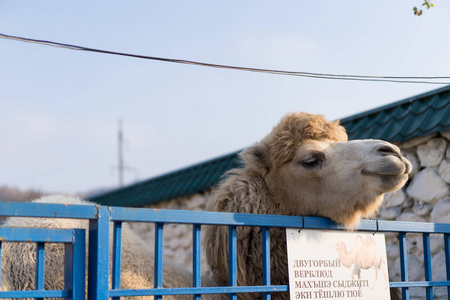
[0,226,85,299]
[0,200,450,300]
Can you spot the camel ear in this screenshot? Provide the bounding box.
[241,143,270,172]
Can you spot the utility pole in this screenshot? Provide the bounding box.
[118,119,124,187]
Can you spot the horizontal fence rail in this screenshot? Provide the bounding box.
[0,200,98,219]
[1,201,450,300]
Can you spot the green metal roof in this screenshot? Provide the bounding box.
[90,151,242,207]
[90,85,450,207]
[340,85,450,142]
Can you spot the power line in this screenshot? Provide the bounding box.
[1,33,450,85]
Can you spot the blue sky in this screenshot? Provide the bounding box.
[1,1,450,194]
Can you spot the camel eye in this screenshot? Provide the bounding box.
[302,158,321,168]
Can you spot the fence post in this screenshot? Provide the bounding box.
[422,233,432,300]
[154,222,164,300]
[88,206,111,300]
[65,229,86,300]
[35,242,45,300]
[111,221,122,300]
[229,225,237,300]
[444,234,450,298]
[399,232,409,300]
[193,224,202,300]
[0,241,2,288]
[262,227,271,300]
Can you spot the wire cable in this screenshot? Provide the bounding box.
[1,33,449,85]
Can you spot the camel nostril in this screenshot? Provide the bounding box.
[377,145,399,156]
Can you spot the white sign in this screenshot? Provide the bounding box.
[286,229,390,300]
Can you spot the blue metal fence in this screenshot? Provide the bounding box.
[0,226,85,300]
[1,201,450,300]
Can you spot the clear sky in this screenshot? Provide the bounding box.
[1,1,450,194]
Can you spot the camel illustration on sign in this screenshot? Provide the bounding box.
[334,235,388,290]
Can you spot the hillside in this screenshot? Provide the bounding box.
[0,185,43,202]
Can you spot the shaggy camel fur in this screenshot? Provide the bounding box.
[205,112,411,300]
[0,195,192,300]
[334,235,388,289]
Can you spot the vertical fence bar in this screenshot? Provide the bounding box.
[229,226,237,300]
[64,242,75,300]
[36,242,45,300]
[262,227,271,300]
[444,234,450,300]
[193,224,202,300]
[65,229,86,300]
[399,232,409,300]
[88,206,111,300]
[423,233,433,300]
[154,222,164,300]
[112,221,122,300]
[0,241,2,288]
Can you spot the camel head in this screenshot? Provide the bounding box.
[241,112,411,228]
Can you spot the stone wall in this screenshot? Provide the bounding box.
[128,131,450,297]
[382,133,450,299]
[128,192,214,277]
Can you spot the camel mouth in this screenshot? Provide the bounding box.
[361,169,407,177]
[361,171,409,192]
[362,156,412,177]
[379,173,409,183]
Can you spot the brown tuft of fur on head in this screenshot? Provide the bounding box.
[248,112,347,171]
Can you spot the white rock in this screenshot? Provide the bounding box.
[406,233,421,255]
[384,233,399,244]
[430,236,444,255]
[417,138,447,167]
[386,242,400,262]
[129,222,155,243]
[386,244,400,279]
[438,159,450,184]
[402,196,414,209]
[396,133,437,149]
[433,287,447,300]
[431,250,447,281]
[412,201,434,217]
[166,232,192,250]
[173,247,189,268]
[187,194,207,210]
[403,151,420,179]
[165,236,180,250]
[414,235,444,256]
[407,254,424,281]
[430,198,450,223]
[448,145,450,159]
[396,212,427,223]
[406,168,449,203]
[409,288,426,300]
[383,189,406,208]
[179,235,193,249]
[168,224,189,238]
[379,206,402,220]
[390,257,401,281]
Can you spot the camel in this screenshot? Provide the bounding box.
[204,112,411,300]
[0,195,192,300]
[334,235,388,290]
